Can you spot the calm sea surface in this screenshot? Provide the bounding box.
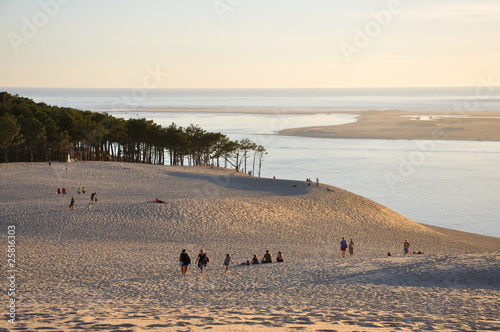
[3,87,500,237]
[4,87,500,112]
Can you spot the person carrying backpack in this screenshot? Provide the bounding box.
[196,249,209,274]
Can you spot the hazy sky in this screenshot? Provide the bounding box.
[1,0,499,88]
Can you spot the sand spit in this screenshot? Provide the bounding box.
[1,162,499,331]
[279,110,500,141]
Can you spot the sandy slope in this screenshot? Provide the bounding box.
[1,162,499,331]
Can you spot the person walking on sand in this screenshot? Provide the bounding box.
[262,250,272,263]
[69,196,75,209]
[88,202,91,212]
[77,187,81,195]
[57,187,61,195]
[276,251,284,262]
[223,253,233,273]
[179,249,191,275]
[62,187,66,195]
[340,237,347,257]
[316,177,319,186]
[349,239,355,257]
[404,239,410,255]
[195,249,209,274]
[82,187,86,195]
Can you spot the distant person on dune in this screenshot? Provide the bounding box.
[69,196,75,209]
[179,249,191,275]
[340,237,347,257]
[262,250,272,263]
[404,239,410,255]
[276,251,284,262]
[223,253,233,273]
[349,239,355,257]
[251,255,260,264]
[195,249,209,274]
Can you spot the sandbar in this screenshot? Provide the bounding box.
[279,110,500,141]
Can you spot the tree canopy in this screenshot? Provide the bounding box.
[0,92,265,174]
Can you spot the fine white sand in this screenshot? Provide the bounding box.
[1,162,499,331]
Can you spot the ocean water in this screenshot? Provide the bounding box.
[2,87,499,237]
[3,87,500,112]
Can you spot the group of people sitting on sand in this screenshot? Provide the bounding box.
[179,249,284,275]
[248,250,283,265]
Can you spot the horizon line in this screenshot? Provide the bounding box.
[1,85,496,90]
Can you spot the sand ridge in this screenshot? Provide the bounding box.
[1,162,499,331]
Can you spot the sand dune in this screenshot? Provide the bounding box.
[1,162,499,331]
